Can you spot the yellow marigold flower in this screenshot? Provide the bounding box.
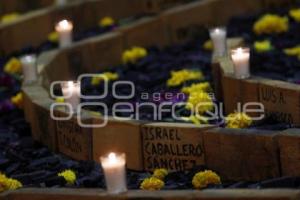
[0,173,22,192]
[48,31,59,43]
[167,69,204,87]
[140,177,164,191]
[58,169,76,185]
[99,16,115,27]
[284,45,300,58]
[1,13,20,24]
[91,72,119,86]
[192,115,209,125]
[254,40,273,53]
[289,8,300,22]
[122,47,147,64]
[181,82,211,94]
[4,178,22,190]
[192,170,221,189]
[153,168,168,180]
[55,97,65,103]
[4,58,22,74]
[203,40,213,50]
[253,14,289,35]
[186,92,213,114]
[11,93,23,109]
[0,174,7,192]
[226,112,252,129]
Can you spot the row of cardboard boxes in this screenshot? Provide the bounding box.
[20,0,300,183]
[0,0,201,55]
[0,0,297,55]
[23,82,300,182]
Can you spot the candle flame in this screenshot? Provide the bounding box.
[56,19,73,31]
[108,152,117,163]
[59,20,69,28]
[67,81,74,88]
[20,54,36,63]
[232,47,249,56]
[236,47,243,54]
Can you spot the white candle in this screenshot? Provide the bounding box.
[100,152,127,194]
[55,20,73,48]
[231,47,250,79]
[56,0,67,6]
[61,81,80,113]
[20,54,37,84]
[209,27,227,57]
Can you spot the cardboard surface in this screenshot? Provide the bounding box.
[203,128,280,181]
[31,100,57,151]
[0,0,53,16]
[56,110,93,160]
[93,117,143,170]
[141,123,213,171]
[277,129,300,177]
[119,17,168,48]
[259,80,300,125]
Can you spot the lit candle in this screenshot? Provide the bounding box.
[209,27,227,57]
[231,47,250,79]
[61,81,80,113]
[20,54,37,84]
[55,20,73,48]
[100,152,127,194]
[56,0,67,6]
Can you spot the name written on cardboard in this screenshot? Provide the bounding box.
[56,120,82,153]
[260,86,296,123]
[142,126,204,171]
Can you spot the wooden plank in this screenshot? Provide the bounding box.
[162,0,263,44]
[207,0,263,26]
[82,32,123,73]
[92,117,143,171]
[88,0,143,21]
[142,0,198,13]
[22,84,57,151]
[219,59,262,117]
[41,32,123,88]
[119,16,168,48]
[0,0,53,16]
[161,0,214,44]
[56,109,93,161]
[0,0,143,56]
[259,80,300,125]
[5,188,300,200]
[30,99,57,151]
[277,129,300,177]
[0,8,53,55]
[262,0,298,10]
[141,122,214,171]
[64,32,123,75]
[211,38,244,101]
[40,50,71,91]
[22,85,51,141]
[222,74,261,116]
[203,128,280,181]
